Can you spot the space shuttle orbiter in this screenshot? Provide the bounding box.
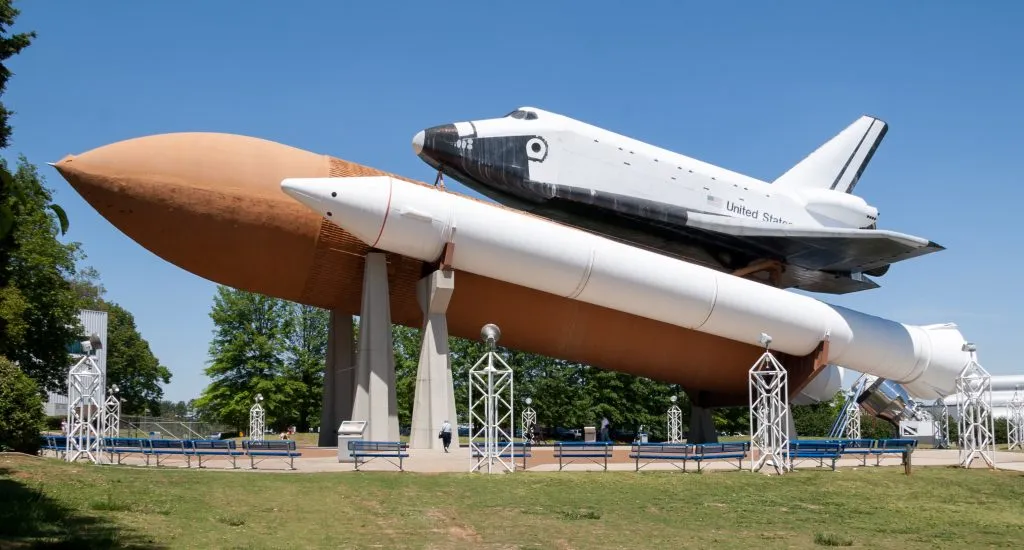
[411,107,942,294]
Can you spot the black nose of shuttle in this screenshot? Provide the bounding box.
[412,124,460,168]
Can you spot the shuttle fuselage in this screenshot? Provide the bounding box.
[413,107,941,294]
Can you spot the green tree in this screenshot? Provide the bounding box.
[68,265,106,309]
[0,1,65,243]
[194,286,293,431]
[104,303,172,415]
[0,9,76,391]
[0,355,44,453]
[392,325,420,428]
[69,271,172,415]
[157,400,189,418]
[525,359,589,431]
[0,158,82,392]
[861,415,896,440]
[283,304,329,432]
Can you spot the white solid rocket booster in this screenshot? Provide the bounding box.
[281,176,972,400]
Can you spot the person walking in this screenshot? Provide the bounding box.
[439,420,453,452]
[600,417,610,442]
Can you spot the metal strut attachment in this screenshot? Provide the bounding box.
[433,166,446,190]
[438,228,457,273]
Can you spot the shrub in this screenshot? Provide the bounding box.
[44,415,64,431]
[0,356,46,454]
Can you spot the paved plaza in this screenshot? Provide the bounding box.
[80,444,1024,474]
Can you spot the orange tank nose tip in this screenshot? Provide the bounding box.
[49,132,336,305]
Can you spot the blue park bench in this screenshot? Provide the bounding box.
[629,443,697,471]
[692,442,749,472]
[144,438,188,466]
[242,439,301,470]
[553,441,613,471]
[470,441,532,469]
[829,438,876,466]
[188,439,243,468]
[39,435,67,458]
[789,440,844,470]
[103,437,150,464]
[348,441,409,471]
[872,438,917,466]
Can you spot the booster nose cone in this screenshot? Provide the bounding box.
[412,130,425,156]
[280,178,327,216]
[282,176,393,246]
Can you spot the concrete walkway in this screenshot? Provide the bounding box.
[79,445,1024,474]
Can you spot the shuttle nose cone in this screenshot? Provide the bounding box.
[412,124,461,168]
[412,130,425,156]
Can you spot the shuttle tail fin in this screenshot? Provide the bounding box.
[772,116,888,195]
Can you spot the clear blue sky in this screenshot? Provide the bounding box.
[5,1,1022,402]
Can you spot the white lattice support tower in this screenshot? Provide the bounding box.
[830,375,867,440]
[469,324,515,474]
[1007,386,1024,451]
[935,402,951,449]
[103,384,121,440]
[521,397,536,442]
[956,344,994,468]
[667,395,683,443]
[66,353,104,463]
[250,393,265,442]
[748,333,790,475]
[844,402,862,439]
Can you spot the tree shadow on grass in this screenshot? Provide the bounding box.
[0,467,165,549]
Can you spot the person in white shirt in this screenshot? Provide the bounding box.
[439,420,453,452]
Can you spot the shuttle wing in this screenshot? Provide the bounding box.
[683,211,944,273]
[532,182,942,283]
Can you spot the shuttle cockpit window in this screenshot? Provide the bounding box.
[504,109,539,120]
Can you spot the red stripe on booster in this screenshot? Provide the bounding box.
[371,178,393,249]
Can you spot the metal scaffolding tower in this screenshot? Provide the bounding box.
[1007,386,1024,451]
[103,384,122,440]
[66,334,105,463]
[829,375,868,439]
[933,401,952,449]
[521,397,536,443]
[469,324,515,474]
[667,395,683,443]
[956,343,994,468]
[249,393,265,442]
[748,333,790,475]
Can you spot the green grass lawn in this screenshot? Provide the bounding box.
[3,453,1024,549]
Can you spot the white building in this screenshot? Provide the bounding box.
[44,309,108,417]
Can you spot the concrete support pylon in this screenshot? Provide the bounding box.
[351,253,400,441]
[318,311,355,447]
[689,405,719,443]
[410,270,459,450]
[786,405,798,441]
